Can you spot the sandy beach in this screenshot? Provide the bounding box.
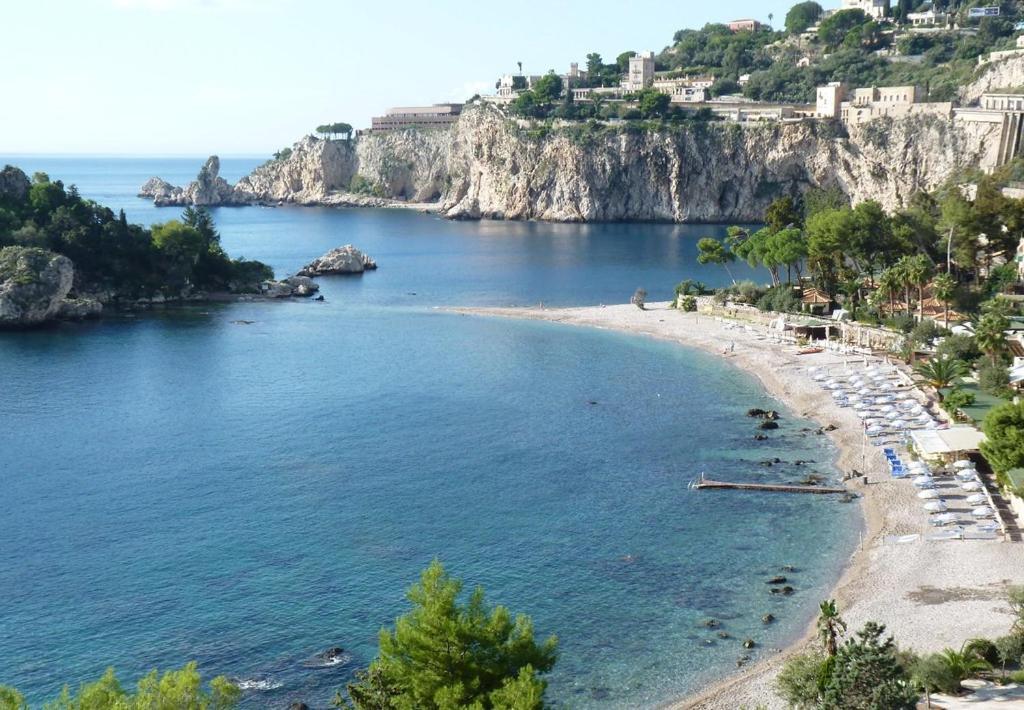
[449,302,1024,709]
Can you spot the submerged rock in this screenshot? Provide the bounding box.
[258,276,320,299]
[743,638,757,649]
[298,245,377,276]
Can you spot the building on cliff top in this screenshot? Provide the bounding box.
[621,51,655,91]
[727,19,764,32]
[370,104,463,131]
[839,0,889,20]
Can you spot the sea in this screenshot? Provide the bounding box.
[0,157,861,708]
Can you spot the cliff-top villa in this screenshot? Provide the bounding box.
[370,104,463,131]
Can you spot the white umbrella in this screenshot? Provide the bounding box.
[961,481,983,492]
[972,506,994,518]
[867,425,885,434]
[885,410,900,419]
[930,512,959,526]
[966,493,988,505]
[953,460,974,470]
[925,501,948,513]
[956,471,978,481]
[918,489,942,499]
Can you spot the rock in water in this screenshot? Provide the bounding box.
[0,247,74,327]
[139,156,243,207]
[298,245,377,276]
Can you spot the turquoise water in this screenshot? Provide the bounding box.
[0,158,860,708]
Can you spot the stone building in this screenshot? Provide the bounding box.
[727,19,763,32]
[622,51,655,91]
[370,104,464,131]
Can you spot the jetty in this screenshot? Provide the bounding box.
[691,476,848,495]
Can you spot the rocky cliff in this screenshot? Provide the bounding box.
[0,247,80,327]
[439,104,1001,222]
[961,54,1024,105]
[140,102,1006,222]
[140,129,450,207]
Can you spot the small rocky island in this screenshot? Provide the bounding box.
[297,245,377,276]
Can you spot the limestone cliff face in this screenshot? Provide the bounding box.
[0,247,76,327]
[141,130,450,207]
[961,54,1024,105]
[439,104,1002,222]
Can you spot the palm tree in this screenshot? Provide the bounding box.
[877,267,900,317]
[817,599,847,657]
[975,314,1010,366]
[913,357,969,401]
[894,256,915,317]
[933,272,956,331]
[768,12,774,26]
[906,255,932,322]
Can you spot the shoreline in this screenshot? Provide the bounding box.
[448,302,1024,709]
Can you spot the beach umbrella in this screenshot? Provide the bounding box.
[929,512,958,526]
[966,493,988,505]
[867,425,885,434]
[908,463,929,472]
[918,489,941,499]
[961,481,983,492]
[955,471,978,482]
[854,402,870,411]
[953,460,974,470]
[924,501,948,513]
[913,475,934,487]
[972,506,994,518]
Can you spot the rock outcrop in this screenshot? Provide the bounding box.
[961,54,1024,105]
[439,104,1001,221]
[139,101,1008,222]
[139,156,242,206]
[297,245,377,276]
[0,247,76,327]
[258,275,320,298]
[0,165,31,202]
[140,130,451,207]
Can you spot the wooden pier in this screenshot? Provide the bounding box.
[692,478,848,495]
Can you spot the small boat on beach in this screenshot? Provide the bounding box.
[797,346,824,355]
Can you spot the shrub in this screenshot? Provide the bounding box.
[885,315,917,334]
[994,635,1024,672]
[964,638,1001,666]
[909,319,947,349]
[631,288,647,310]
[979,362,1013,399]
[936,334,982,365]
[777,653,827,709]
[756,285,801,314]
[942,388,976,417]
[913,647,990,695]
[679,295,697,312]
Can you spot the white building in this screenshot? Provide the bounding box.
[622,51,655,91]
[816,82,846,119]
[907,9,948,26]
[841,0,889,19]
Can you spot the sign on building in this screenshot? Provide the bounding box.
[968,6,1000,17]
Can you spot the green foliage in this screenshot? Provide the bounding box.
[678,295,698,312]
[936,334,981,364]
[913,357,969,399]
[980,402,1024,476]
[1009,586,1024,636]
[995,634,1024,671]
[349,175,386,197]
[908,319,946,349]
[756,285,801,313]
[636,89,670,118]
[942,387,976,417]
[817,600,847,658]
[978,361,1012,399]
[776,652,827,709]
[975,313,1011,366]
[821,622,917,710]
[0,686,26,710]
[963,638,1001,666]
[316,122,354,140]
[818,9,869,48]
[785,1,824,35]
[532,72,563,103]
[913,647,990,695]
[632,288,647,310]
[18,662,240,710]
[673,279,710,298]
[343,560,557,710]
[0,167,269,299]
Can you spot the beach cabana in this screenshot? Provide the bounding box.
[910,428,986,459]
[801,287,832,315]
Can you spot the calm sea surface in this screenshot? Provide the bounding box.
[0,157,860,708]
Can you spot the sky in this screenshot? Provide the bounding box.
[1,0,804,156]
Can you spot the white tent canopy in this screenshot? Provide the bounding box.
[910,428,986,456]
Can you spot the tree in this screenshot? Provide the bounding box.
[913,357,968,401]
[316,123,354,140]
[696,237,737,283]
[933,272,956,330]
[1009,585,1024,635]
[980,402,1024,476]
[817,599,847,657]
[532,72,563,103]
[765,196,802,233]
[0,687,25,710]
[343,560,557,710]
[785,1,824,35]
[636,88,670,118]
[818,9,869,47]
[905,254,932,321]
[31,663,239,710]
[974,313,1010,366]
[777,652,827,709]
[615,51,636,73]
[821,622,917,710]
[770,227,808,284]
